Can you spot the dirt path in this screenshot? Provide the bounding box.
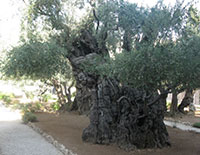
[165,112,200,125]
[34,112,200,155]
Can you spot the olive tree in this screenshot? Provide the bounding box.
[1,39,74,110]
[168,5,200,115]
[2,0,200,150]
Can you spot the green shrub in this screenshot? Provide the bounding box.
[41,94,52,102]
[35,102,43,111]
[12,103,22,110]
[22,112,37,124]
[193,122,200,128]
[21,103,35,113]
[24,91,35,100]
[50,102,61,111]
[2,96,12,105]
[0,93,12,105]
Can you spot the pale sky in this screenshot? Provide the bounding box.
[0,0,199,49]
[0,0,25,49]
[129,0,200,7]
[128,0,175,7]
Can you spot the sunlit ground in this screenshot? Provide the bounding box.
[195,113,200,117]
[0,81,24,121]
[195,105,200,117]
[0,102,22,121]
[183,106,200,118]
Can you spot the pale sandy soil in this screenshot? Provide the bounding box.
[34,112,200,155]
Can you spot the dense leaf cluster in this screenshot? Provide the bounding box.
[1,0,200,95]
[2,40,70,80]
[97,34,200,92]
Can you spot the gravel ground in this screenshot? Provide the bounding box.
[0,103,63,155]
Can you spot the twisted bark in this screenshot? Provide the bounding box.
[82,79,170,150]
[170,92,178,116]
[68,30,170,150]
[52,79,66,107]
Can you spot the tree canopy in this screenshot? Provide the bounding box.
[1,0,199,95]
[82,0,200,94]
[1,39,71,81]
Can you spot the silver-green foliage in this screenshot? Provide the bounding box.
[2,39,70,80]
[2,0,200,94]
[89,1,200,92]
[102,36,200,92]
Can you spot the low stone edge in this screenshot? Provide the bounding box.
[164,120,200,134]
[27,122,77,155]
[164,117,192,126]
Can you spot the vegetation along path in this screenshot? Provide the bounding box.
[0,102,63,155]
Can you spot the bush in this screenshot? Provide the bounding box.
[22,112,37,124]
[0,92,13,106]
[193,122,200,128]
[41,94,52,102]
[24,91,35,100]
[35,102,43,111]
[50,102,61,111]
[21,103,35,113]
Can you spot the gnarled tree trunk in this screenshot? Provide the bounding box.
[71,54,99,114]
[52,79,67,109]
[63,81,76,111]
[170,92,178,116]
[82,79,170,150]
[68,30,170,150]
[178,89,193,113]
[159,89,168,113]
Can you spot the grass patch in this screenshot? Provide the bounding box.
[193,122,200,128]
[50,102,61,111]
[0,92,15,106]
[22,112,37,124]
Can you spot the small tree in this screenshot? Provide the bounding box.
[1,39,75,110]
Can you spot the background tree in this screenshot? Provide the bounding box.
[175,5,200,114]
[1,39,75,110]
[93,2,200,115]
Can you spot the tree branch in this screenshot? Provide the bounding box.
[117,96,131,104]
[147,88,170,107]
[93,9,99,34]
